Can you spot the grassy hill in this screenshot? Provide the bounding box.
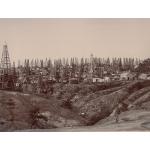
[1,80,150,131]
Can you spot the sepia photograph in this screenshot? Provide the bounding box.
[0,18,150,132]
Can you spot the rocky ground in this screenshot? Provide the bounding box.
[0,80,150,131]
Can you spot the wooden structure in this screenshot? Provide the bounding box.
[0,43,16,90]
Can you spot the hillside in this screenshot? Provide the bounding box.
[24,110,150,132]
[0,80,150,131]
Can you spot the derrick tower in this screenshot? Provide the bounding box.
[1,43,11,75]
[0,43,15,90]
[89,54,94,78]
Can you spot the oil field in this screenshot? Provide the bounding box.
[0,42,150,131]
[0,19,150,131]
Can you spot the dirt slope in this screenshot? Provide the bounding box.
[0,91,85,131]
[1,80,150,131]
[71,80,150,125]
[22,110,150,132]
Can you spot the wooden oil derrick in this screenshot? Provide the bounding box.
[0,43,16,90]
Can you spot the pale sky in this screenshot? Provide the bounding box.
[0,19,150,62]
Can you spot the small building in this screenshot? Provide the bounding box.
[111,74,120,81]
[120,72,136,81]
[92,78,104,83]
[104,76,111,82]
[138,73,148,80]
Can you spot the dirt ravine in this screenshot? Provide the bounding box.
[0,80,150,131]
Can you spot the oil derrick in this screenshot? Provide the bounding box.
[0,43,15,90]
[89,54,94,78]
